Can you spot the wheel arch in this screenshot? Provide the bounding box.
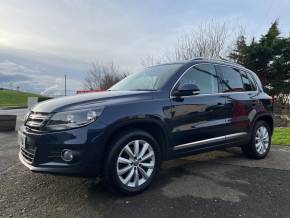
[103,118,170,161]
[252,114,274,134]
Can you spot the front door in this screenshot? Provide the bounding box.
[169,63,228,153]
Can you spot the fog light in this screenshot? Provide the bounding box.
[61,149,74,162]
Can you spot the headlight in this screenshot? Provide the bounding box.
[45,107,104,131]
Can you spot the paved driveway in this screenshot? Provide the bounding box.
[1,129,290,218]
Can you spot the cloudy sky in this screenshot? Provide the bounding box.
[0,0,289,95]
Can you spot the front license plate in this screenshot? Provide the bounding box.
[18,131,26,149]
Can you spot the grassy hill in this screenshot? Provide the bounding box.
[0,89,49,108]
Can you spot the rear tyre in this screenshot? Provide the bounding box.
[242,121,271,159]
[103,129,161,195]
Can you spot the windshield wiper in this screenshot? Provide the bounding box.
[107,89,156,91]
[132,89,156,91]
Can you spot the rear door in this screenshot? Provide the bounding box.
[215,65,258,146]
[169,63,228,153]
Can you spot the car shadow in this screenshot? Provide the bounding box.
[85,147,246,201]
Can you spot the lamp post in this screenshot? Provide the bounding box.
[64,74,67,96]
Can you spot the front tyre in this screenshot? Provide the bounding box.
[242,121,271,159]
[103,130,161,195]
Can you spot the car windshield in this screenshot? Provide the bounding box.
[109,63,182,91]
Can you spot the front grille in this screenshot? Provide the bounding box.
[21,147,36,163]
[25,111,51,130]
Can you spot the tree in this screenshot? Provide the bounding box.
[228,35,247,64]
[84,61,127,90]
[229,20,290,103]
[141,21,230,67]
[260,20,280,46]
[174,21,227,60]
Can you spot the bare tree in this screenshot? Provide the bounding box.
[84,61,127,90]
[140,55,160,68]
[141,21,230,67]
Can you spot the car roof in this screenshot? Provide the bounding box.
[153,57,247,70]
[189,57,247,69]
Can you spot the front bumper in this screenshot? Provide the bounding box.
[18,123,107,177]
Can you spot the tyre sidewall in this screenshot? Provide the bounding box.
[104,130,161,194]
[251,121,272,158]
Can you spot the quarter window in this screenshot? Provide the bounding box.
[217,65,244,92]
[240,70,257,91]
[177,64,219,94]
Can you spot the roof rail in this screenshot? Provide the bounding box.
[190,57,210,61]
[190,57,244,68]
[218,56,241,65]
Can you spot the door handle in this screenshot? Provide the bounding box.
[217,102,224,107]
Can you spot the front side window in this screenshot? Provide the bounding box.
[217,65,244,92]
[109,64,182,91]
[177,64,219,94]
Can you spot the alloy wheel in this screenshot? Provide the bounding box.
[255,126,270,155]
[116,140,155,188]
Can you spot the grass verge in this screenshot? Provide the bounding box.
[272,128,290,146]
[0,90,49,108]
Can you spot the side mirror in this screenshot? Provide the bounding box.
[173,83,200,97]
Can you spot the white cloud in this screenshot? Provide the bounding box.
[0,60,81,95]
[0,0,290,93]
[1,0,289,67]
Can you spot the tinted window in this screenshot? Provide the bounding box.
[246,71,257,91]
[109,63,182,91]
[240,70,257,91]
[218,66,243,92]
[178,64,219,94]
[247,71,262,91]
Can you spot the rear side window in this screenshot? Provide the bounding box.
[178,64,219,94]
[240,70,257,91]
[216,65,244,92]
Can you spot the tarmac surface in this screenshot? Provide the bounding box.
[1,109,290,218]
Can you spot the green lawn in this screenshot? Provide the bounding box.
[0,90,49,108]
[272,128,290,146]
